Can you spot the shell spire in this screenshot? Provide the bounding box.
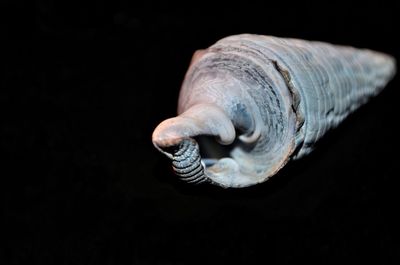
[152,34,396,188]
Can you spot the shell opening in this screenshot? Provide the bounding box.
[194,131,262,188]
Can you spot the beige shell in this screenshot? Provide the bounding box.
[152,34,396,188]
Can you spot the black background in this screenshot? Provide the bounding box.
[2,1,400,264]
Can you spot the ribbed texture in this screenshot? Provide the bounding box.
[212,34,396,157]
[154,34,396,187]
[171,139,209,184]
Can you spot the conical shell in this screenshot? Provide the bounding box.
[153,34,396,188]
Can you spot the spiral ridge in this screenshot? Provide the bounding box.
[172,139,209,184]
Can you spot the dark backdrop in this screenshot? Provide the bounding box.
[2,1,399,264]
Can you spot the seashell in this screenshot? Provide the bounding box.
[152,34,396,188]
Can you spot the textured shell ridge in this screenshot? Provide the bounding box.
[152,34,396,187]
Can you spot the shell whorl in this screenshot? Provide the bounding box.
[171,139,209,184]
[153,34,396,188]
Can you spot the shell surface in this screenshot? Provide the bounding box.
[152,34,396,188]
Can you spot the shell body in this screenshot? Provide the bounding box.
[152,34,396,188]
